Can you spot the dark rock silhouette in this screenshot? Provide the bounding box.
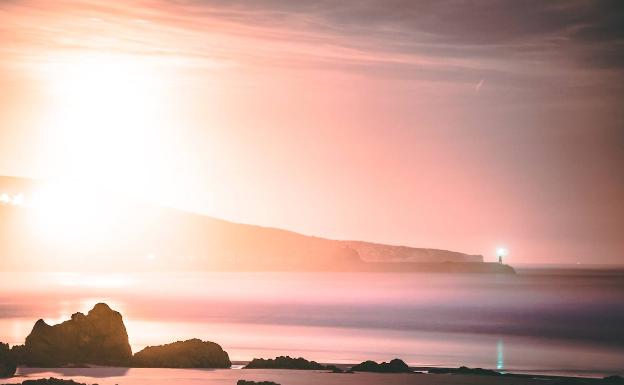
[326,364,343,373]
[428,366,501,376]
[244,356,333,370]
[9,344,24,365]
[131,339,230,368]
[603,376,624,385]
[350,358,411,373]
[19,378,89,385]
[0,342,17,377]
[21,303,132,367]
[237,381,280,385]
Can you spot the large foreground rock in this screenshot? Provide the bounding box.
[0,342,17,377]
[131,339,231,368]
[21,303,132,367]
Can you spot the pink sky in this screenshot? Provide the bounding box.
[0,0,623,264]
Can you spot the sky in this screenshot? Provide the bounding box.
[0,0,623,264]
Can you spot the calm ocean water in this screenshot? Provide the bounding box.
[0,267,623,377]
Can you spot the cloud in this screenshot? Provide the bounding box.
[0,0,622,97]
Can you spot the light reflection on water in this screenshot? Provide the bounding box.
[0,269,623,377]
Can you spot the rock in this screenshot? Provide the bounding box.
[350,358,411,373]
[326,364,343,373]
[237,381,280,385]
[0,342,17,377]
[21,303,132,367]
[131,339,230,368]
[428,366,502,376]
[551,378,592,385]
[20,377,88,385]
[243,356,329,370]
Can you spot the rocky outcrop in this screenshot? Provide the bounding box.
[21,303,132,367]
[17,378,90,385]
[237,381,281,385]
[428,366,501,376]
[131,339,230,368]
[13,303,233,370]
[0,342,17,377]
[244,356,335,370]
[350,358,411,373]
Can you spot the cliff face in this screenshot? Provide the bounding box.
[21,303,132,367]
[131,339,231,368]
[343,241,483,263]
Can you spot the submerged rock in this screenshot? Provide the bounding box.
[131,339,230,368]
[21,303,132,367]
[0,342,17,377]
[350,358,411,373]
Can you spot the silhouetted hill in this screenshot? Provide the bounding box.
[0,176,513,273]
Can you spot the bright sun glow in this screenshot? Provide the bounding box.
[29,181,121,245]
[496,247,508,258]
[41,52,175,196]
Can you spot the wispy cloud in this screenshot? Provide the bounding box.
[4,0,622,81]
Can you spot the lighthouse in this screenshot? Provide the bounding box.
[496,247,508,264]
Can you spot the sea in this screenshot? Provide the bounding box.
[0,266,622,378]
